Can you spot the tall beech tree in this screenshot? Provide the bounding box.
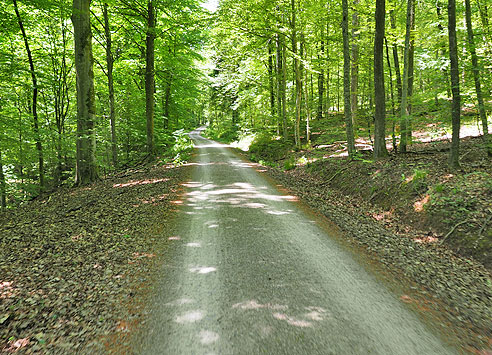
[342,0,355,156]
[72,0,98,185]
[465,0,491,156]
[102,2,117,167]
[146,0,156,156]
[13,0,44,189]
[373,0,387,158]
[350,0,359,126]
[399,0,415,153]
[448,0,461,168]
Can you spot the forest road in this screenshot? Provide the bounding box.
[136,127,455,355]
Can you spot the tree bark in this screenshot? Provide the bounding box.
[146,0,156,156]
[374,0,388,158]
[276,33,284,136]
[448,0,461,168]
[465,0,491,156]
[291,0,302,148]
[268,39,276,126]
[13,0,44,190]
[72,0,98,185]
[351,0,360,128]
[282,34,288,139]
[0,148,6,211]
[390,8,402,105]
[385,37,397,151]
[399,0,414,153]
[317,39,324,120]
[342,0,356,156]
[407,0,416,143]
[103,3,117,167]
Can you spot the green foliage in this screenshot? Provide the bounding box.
[401,168,429,194]
[248,134,292,162]
[168,129,194,165]
[283,157,296,171]
[205,123,239,143]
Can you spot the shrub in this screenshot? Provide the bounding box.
[248,134,292,162]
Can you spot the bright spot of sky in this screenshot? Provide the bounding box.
[202,0,218,12]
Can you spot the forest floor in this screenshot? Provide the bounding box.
[0,160,191,353]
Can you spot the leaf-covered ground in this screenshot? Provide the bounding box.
[0,160,190,353]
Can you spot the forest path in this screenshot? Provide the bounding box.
[136,127,455,354]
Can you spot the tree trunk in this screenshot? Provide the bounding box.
[390,8,402,104]
[276,34,283,135]
[385,37,397,151]
[342,0,356,156]
[374,0,387,158]
[465,0,491,156]
[282,35,288,139]
[407,0,416,144]
[399,0,414,153]
[145,0,155,156]
[304,59,311,143]
[448,0,461,168]
[292,0,301,149]
[72,0,98,185]
[0,148,6,211]
[13,0,44,190]
[163,70,172,129]
[103,3,117,167]
[317,39,324,120]
[268,39,276,125]
[351,0,360,128]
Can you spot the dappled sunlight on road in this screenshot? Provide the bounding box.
[199,330,219,345]
[183,181,298,211]
[189,266,217,274]
[185,242,202,247]
[175,310,205,324]
[233,300,328,329]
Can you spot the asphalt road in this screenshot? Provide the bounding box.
[138,127,455,354]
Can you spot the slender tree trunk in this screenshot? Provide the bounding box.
[407,0,416,144]
[342,0,356,156]
[0,148,6,211]
[318,40,325,120]
[103,3,117,167]
[268,40,276,125]
[72,0,98,185]
[351,0,359,128]
[282,35,288,139]
[276,34,283,135]
[145,0,155,156]
[164,76,172,129]
[390,8,402,104]
[385,37,397,151]
[292,0,302,148]
[437,2,452,98]
[399,0,414,153]
[448,0,461,168]
[374,0,387,158]
[304,61,311,143]
[13,0,44,189]
[465,0,491,156]
[336,60,341,112]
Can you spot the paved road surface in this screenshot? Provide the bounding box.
[138,127,454,354]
